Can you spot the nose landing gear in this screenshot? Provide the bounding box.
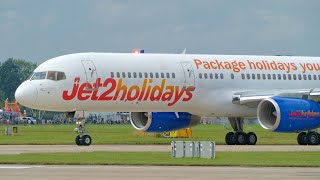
[74,118,92,146]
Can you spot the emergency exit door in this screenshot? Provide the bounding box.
[180,63,195,91]
[81,60,97,85]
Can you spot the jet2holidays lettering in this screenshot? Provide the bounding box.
[62,77,193,106]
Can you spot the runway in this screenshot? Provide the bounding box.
[0,145,320,154]
[0,165,319,180]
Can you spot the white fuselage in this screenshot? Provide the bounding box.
[15,53,320,117]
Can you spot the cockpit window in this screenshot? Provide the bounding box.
[31,72,47,80]
[57,72,66,80]
[47,71,56,80]
[30,71,66,81]
[46,71,66,81]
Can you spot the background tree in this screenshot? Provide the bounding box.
[0,58,37,101]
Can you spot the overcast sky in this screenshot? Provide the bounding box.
[0,0,319,63]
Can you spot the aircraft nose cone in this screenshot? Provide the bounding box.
[15,82,38,107]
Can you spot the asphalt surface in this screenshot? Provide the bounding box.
[0,145,320,154]
[0,165,319,180]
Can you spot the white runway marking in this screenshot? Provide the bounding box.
[0,165,43,169]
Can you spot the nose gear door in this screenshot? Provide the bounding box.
[81,60,97,90]
[180,63,195,91]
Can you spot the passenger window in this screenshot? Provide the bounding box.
[241,74,245,79]
[272,74,276,80]
[262,74,266,80]
[166,73,170,78]
[139,72,142,78]
[122,72,126,78]
[314,75,317,80]
[288,74,291,80]
[246,74,250,79]
[144,72,148,78]
[161,73,164,78]
[215,73,218,79]
[298,74,302,80]
[231,73,234,79]
[32,72,47,80]
[210,73,213,79]
[204,73,208,79]
[283,74,286,80]
[318,75,320,80]
[293,74,297,80]
[278,74,281,80]
[252,74,255,80]
[57,72,66,80]
[110,72,114,78]
[308,75,311,80]
[150,73,153,78]
[128,72,132,78]
[220,73,224,79]
[172,73,175,79]
[133,72,137,78]
[267,74,271,80]
[155,73,159,78]
[257,74,261,80]
[303,74,307,80]
[117,72,120,78]
[199,73,202,79]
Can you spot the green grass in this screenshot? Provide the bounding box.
[0,151,319,167]
[0,124,302,145]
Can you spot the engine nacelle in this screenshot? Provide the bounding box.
[130,112,201,132]
[257,97,320,132]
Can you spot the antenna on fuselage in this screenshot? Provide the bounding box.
[182,48,187,54]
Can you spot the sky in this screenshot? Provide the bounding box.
[0,0,319,63]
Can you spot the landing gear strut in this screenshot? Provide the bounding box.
[74,118,92,146]
[225,117,257,145]
[297,131,319,145]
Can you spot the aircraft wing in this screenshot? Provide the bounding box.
[232,88,320,108]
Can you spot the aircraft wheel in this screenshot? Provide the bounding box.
[246,132,257,145]
[297,132,307,145]
[225,132,236,145]
[81,135,92,146]
[234,132,247,145]
[75,135,82,146]
[307,132,319,145]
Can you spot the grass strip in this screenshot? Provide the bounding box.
[0,124,303,145]
[0,151,319,167]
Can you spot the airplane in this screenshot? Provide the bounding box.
[15,52,320,146]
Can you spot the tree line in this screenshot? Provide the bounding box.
[0,58,37,104]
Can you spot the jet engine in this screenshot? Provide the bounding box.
[257,97,320,132]
[130,112,201,132]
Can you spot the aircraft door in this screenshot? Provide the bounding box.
[180,63,195,91]
[81,60,97,86]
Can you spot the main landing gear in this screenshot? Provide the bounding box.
[297,131,320,145]
[225,117,257,145]
[74,118,92,146]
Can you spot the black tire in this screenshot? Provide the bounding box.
[307,132,319,145]
[81,135,92,146]
[297,132,307,145]
[75,135,82,146]
[225,132,236,145]
[234,132,247,145]
[246,132,257,145]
